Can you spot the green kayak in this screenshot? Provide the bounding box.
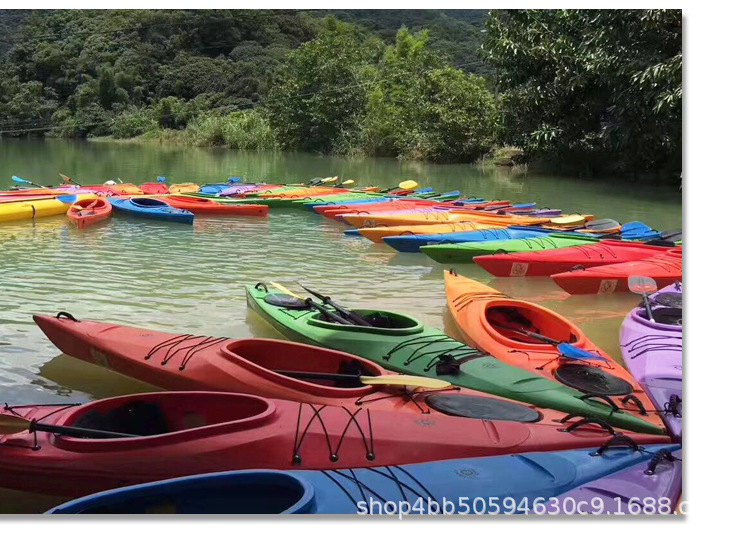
[245,283,665,435]
[420,233,601,264]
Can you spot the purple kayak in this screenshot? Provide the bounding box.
[544,446,682,515]
[218,184,265,196]
[620,283,683,441]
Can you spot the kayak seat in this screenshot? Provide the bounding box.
[335,360,369,388]
[72,401,171,437]
[639,307,682,326]
[425,394,541,422]
[486,306,577,344]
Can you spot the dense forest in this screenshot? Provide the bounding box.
[0,9,681,180]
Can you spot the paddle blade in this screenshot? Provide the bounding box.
[360,375,452,389]
[398,180,418,190]
[341,180,354,186]
[59,173,72,183]
[0,414,30,435]
[321,177,337,184]
[227,176,242,183]
[55,195,78,204]
[584,218,621,231]
[157,176,166,183]
[12,176,30,184]
[628,275,658,295]
[557,343,608,362]
[269,281,305,301]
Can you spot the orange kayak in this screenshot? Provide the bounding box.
[443,270,665,432]
[168,183,200,194]
[256,187,350,199]
[163,196,269,216]
[343,211,551,228]
[66,197,112,229]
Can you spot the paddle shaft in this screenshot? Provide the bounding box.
[297,283,372,326]
[275,370,367,383]
[32,422,138,439]
[269,282,352,325]
[498,324,561,345]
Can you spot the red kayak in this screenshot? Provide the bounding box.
[0,390,670,497]
[139,182,170,195]
[33,313,646,430]
[474,240,672,277]
[162,196,269,216]
[66,197,112,230]
[315,199,438,218]
[551,248,683,294]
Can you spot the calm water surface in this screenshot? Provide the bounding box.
[0,139,682,512]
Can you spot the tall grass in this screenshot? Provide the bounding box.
[183,111,277,150]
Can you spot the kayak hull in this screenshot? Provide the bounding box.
[551,249,682,295]
[0,391,668,497]
[66,197,112,229]
[110,197,194,224]
[162,196,269,216]
[48,444,680,514]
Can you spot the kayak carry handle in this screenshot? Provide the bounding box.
[55,311,79,322]
[580,393,619,412]
[255,282,268,292]
[558,414,616,435]
[621,394,648,415]
[645,449,677,475]
[591,434,641,457]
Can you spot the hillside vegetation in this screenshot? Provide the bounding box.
[0,9,681,180]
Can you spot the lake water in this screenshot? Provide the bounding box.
[0,138,682,512]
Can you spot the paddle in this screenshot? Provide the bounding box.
[157,176,167,183]
[269,281,353,325]
[274,370,451,389]
[496,324,607,361]
[296,282,373,326]
[59,173,82,186]
[0,413,138,439]
[628,275,657,322]
[380,180,419,193]
[12,176,45,189]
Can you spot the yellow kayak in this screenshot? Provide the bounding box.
[168,183,200,194]
[0,194,96,223]
[343,211,552,228]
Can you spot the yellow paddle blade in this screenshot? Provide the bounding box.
[269,281,305,301]
[398,180,418,190]
[550,215,586,226]
[0,414,31,435]
[360,375,451,389]
[341,180,354,186]
[321,177,337,184]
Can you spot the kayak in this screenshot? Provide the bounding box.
[474,240,672,277]
[139,182,170,195]
[255,193,380,208]
[109,183,143,195]
[47,444,679,514]
[0,194,96,223]
[383,227,551,253]
[66,197,112,230]
[0,390,667,497]
[314,199,439,217]
[162,196,269,216]
[341,210,550,229]
[421,234,601,264]
[443,271,665,432]
[551,249,683,295]
[544,448,682,515]
[34,313,663,433]
[110,197,194,225]
[168,183,200,194]
[246,283,665,435]
[619,283,683,441]
[354,222,511,243]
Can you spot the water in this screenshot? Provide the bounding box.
[0,139,682,512]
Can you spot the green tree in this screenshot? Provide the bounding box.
[483,9,682,178]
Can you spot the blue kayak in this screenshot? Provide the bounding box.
[110,198,194,225]
[48,445,678,514]
[383,227,552,253]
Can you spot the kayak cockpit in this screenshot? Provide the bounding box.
[49,471,314,514]
[130,198,169,208]
[54,392,275,449]
[482,303,581,348]
[222,339,381,395]
[306,309,424,336]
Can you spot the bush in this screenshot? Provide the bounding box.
[182,110,276,150]
[110,107,158,138]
